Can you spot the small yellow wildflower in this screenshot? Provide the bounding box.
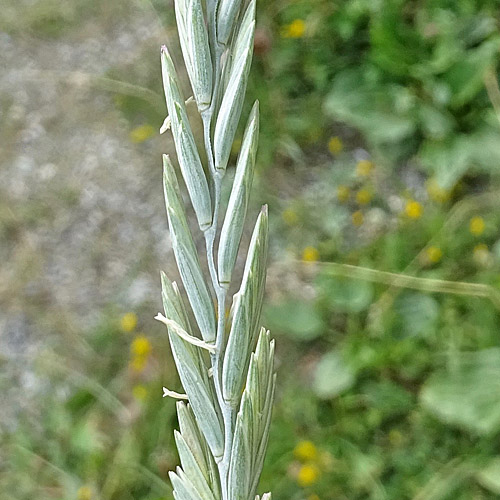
[352,210,364,227]
[405,200,423,219]
[356,160,374,177]
[302,247,320,263]
[328,136,343,155]
[129,124,155,144]
[426,246,443,264]
[131,335,152,357]
[337,185,350,203]
[132,384,148,401]
[130,355,147,372]
[282,208,299,226]
[297,464,320,487]
[469,216,485,236]
[426,179,449,203]
[120,312,138,333]
[281,19,306,38]
[355,188,372,206]
[294,440,318,462]
[77,486,93,500]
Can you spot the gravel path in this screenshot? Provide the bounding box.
[0,0,181,429]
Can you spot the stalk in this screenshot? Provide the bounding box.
[156,2,275,500]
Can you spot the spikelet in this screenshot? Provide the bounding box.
[156,1,275,499]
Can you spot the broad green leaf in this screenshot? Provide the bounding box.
[325,70,416,145]
[394,292,439,338]
[476,458,500,494]
[313,351,355,399]
[411,460,472,500]
[443,37,500,108]
[265,300,323,341]
[421,348,500,435]
[316,273,374,314]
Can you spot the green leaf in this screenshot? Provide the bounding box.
[324,70,416,145]
[316,273,374,314]
[443,37,500,108]
[421,348,500,435]
[265,299,324,341]
[362,380,414,417]
[394,292,439,338]
[313,351,355,399]
[476,457,500,494]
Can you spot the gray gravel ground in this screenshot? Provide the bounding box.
[0,0,181,429]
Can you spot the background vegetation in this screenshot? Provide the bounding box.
[2,0,500,499]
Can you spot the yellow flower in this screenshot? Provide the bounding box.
[77,486,93,500]
[294,440,318,462]
[297,464,320,487]
[282,208,299,226]
[131,335,152,357]
[130,355,147,372]
[120,312,138,333]
[328,136,343,155]
[356,160,374,177]
[469,216,485,236]
[132,384,148,401]
[426,179,449,203]
[307,495,320,500]
[337,185,350,203]
[352,210,363,227]
[129,124,155,144]
[302,247,320,263]
[426,246,442,264]
[355,188,372,206]
[281,19,306,38]
[405,200,423,219]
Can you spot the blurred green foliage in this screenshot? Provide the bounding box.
[252,0,500,188]
[3,0,500,499]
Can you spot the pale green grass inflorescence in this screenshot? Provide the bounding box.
[155,2,275,500]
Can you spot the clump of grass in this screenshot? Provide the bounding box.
[155,2,275,500]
